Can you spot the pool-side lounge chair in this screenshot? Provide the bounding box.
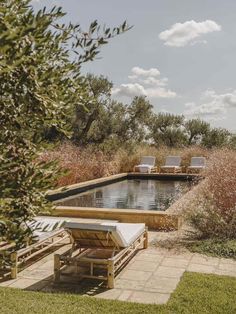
[0,217,70,279]
[187,157,206,173]
[54,222,148,288]
[160,156,182,173]
[134,156,157,173]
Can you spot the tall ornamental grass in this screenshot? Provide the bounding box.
[40,142,208,186]
[184,149,236,239]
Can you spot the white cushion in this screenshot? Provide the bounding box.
[101,222,145,247]
[65,222,146,248]
[137,164,153,173]
[161,165,181,168]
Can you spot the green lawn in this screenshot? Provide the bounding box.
[0,272,236,314]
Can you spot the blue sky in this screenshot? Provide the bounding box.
[33,0,236,131]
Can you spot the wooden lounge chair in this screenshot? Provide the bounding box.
[160,156,182,173]
[187,157,206,173]
[0,217,70,279]
[54,222,148,288]
[134,156,157,173]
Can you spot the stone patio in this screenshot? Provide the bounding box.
[1,231,236,305]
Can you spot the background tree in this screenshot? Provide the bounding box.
[185,119,210,145]
[0,0,129,249]
[125,96,153,143]
[202,128,231,148]
[72,75,113,144]
[149,113,186,147]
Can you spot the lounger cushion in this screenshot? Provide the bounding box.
[136,164,153,173]
[161,165,181,169]
[65,222,146,248]
[101,222,145,247]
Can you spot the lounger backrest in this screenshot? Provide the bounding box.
[165,156,181,167]
[29,218,65,232]
[190,157,206,167]
[65,222,122,249]
[140,156,156,166]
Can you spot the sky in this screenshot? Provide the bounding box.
[32,0,236,131]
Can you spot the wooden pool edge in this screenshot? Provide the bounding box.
[53,206,182,231]
[48,172,200,231]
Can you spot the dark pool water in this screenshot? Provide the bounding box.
[57,179,191,211]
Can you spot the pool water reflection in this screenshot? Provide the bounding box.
[57,179,191,211]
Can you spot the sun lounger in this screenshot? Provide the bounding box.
[160,156,182,173]
[187,157,206,173]
[134,156,157,173]
[0,217,70,279]
[54,222,148,288]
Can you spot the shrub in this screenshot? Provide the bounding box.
[186,239,236,259]
[184,149,236,239]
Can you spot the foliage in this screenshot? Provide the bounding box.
[186,239,236,259]
[202,127,231,148]
[0,272,236,313]
[184,149,236,239]
[185,118,210,145]
[149,113,186,147]
[0,0,129,248]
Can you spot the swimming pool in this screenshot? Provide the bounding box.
[56,178,191,211]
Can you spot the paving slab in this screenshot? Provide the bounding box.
[154,266,185,278]
[117,290,133,301]
[95,288,122,300]
[214,269,236,277]
[190,255,220,266]
[218,262,236,272]
[145,276,179,293]
[128,260,159,272]
[115,279,145,290]
[119,269,152,282]
[187,263,216,274]
[161,257,190,268]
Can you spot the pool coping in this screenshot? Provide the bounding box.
[48,172,200,230]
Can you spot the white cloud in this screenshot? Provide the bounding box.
[184,89,236,121]
[112,66,176,99]
[159,20,221,47]
[129,66,160,79]
[112,83,146,98]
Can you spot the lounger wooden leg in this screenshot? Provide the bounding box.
[10,252,18,279]
[144,231,148,249]
[54,254,61,282]
[107,260,115,289]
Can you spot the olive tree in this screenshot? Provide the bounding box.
[0,0,129,249]
[149,113,186,147]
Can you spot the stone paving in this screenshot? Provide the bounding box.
[1,232,236,305]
